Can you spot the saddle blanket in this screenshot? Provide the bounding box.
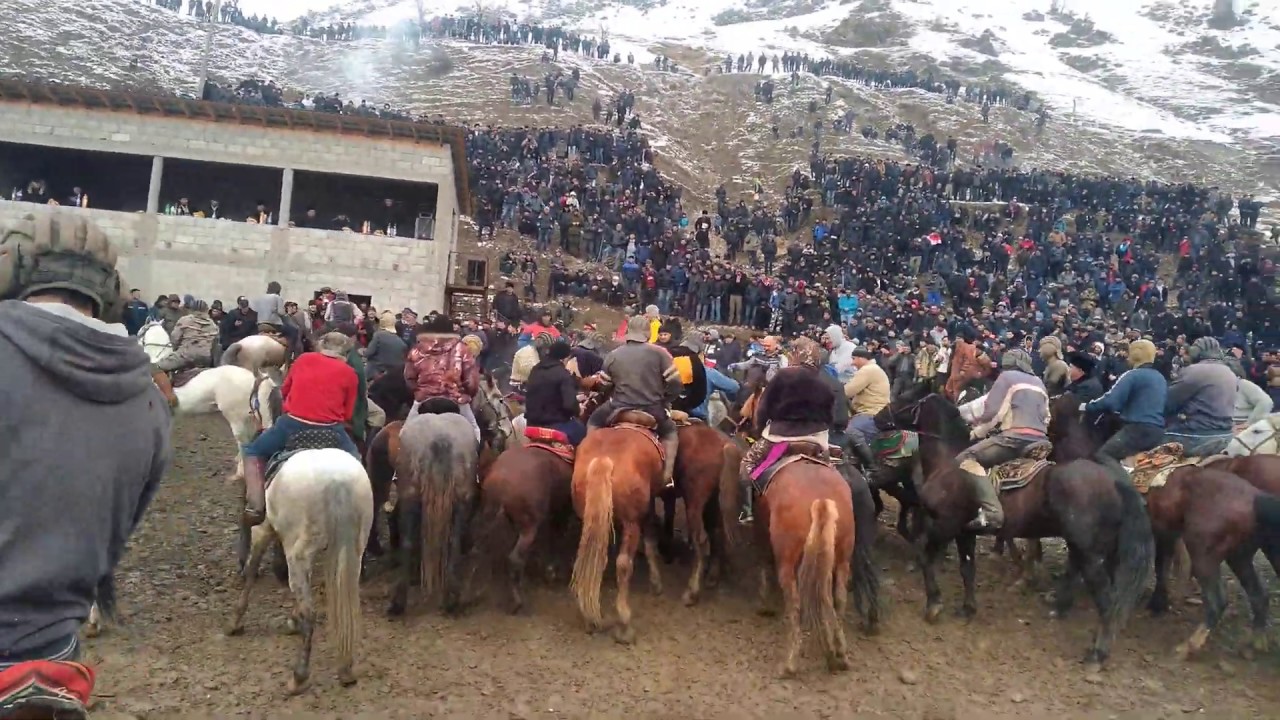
[873,430,918,462]
[1124,442,1204,494]
[749,440,833,496]
[265,426,350,486]
[0,660,95,718]
[959,442,1053,493]
[524,426,575,464]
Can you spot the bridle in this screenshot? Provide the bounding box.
[1229,419,1280,456]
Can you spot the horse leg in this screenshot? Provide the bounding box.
[443,498,474,615]
[387,502,420,617]
[642,511,665,597]
[1052,546,1083,619]
[830,559,852,671]
[285,541,319,695]
[658,492,679,563]
[508,523,537,615]
[226,523,275,636]
[1147,533,1177,615]
[682,496,710,606]
[920,532,947,623]
[757,554,780,617]
[956,533,978,620]
[613,522,641,645]
[1078,546,1117,672]
[778,554,802,678]
[1172,539,1198,604]
[872,487,885,518]
[1225,549,1269,659]
[1176,551,1227,661]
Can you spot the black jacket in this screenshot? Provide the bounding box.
[524,358,580,427]
[1065,375,1105,405]
[668,346,708,414]
[756,366,835,436]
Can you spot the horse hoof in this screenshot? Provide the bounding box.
[613,625,635,645]
[279,618,300,636]
[386,602,405,618]
[1175,642,1197,662]
[681,590,699,607]
[83,624,101,639]
[1082,660,1103,675]
[828,653,851,673]
[778,663,799,679]
[1147,596,1170,616]
[286,675,308,696]
[924,605,943,624]
[338,669,358,687]
[756,605,778,618]
[956,606,977,623]
[224,624,244,637]
[650,582,664,597]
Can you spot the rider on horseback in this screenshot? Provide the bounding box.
[240,332,361,527]
[738,337,834,524]
[524,340,588,445]
[844,348,889,468]
[955,348,1050,533]
[0,213,168,715]
[250,281,300,359]
[150,299,218,407]
[404,314,482,442]
[1082,339,1166,460]
[1163,336,1239,456]
[588,316,682,487]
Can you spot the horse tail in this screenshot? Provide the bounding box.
[798,498,840,657]
[717,442,743,552]
[848,471,883,632]
[1108,470,1154,628]
[1253,493,1280,555]
[219,342,242,369]
[324,479,364,669]
[418,434,457,602]
[94,573,118,623]
[570,457,614,629]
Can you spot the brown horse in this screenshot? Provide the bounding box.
[479,445,575,613]
[749,451,855,677]
[658,423,741,606]
[1146,465,1280,659]
[882,389,1153,671]
[569,414,666,644]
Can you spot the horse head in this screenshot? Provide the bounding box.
[888,392,967,446]
[475,372,516,452]
[138,321,174,365]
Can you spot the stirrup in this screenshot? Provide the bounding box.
[242,506,266,527]
[738,509,754,526]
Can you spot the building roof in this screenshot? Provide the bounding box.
[0,77,473,214]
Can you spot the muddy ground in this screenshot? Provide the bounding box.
[87,415,1280,719]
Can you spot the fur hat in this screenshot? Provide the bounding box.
[1038,335,1063,359]
[1128,339,1157,367]
[1000,348,1034,374]
[680,335,704,355]
[547,340,572,362]
[623,315,650,343]
[577,332,602,351]
[1189,336,1224,362]
[1065,350,1095,375]
[789,337,821,368]
[418,314,454,335]
[317,332,352,359]
[0,213,125,321]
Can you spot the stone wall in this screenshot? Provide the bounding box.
[0,200,449,313]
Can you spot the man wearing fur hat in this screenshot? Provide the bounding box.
[955,348,1050,533]
[589,316,683,486]
[240,331,361,526]
[1162,336,1238,456]
[1063,351,1103,405]
[1038,335,1070,395]
[1084,338,1166,460]
[0,214,169,689]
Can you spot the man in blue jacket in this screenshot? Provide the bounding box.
[123,288,150,336]
[1083,339,1167,460]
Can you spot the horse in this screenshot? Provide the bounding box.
[221,333,289,383]
[367,363,413,424]
[386,407,481,617]
[225,448,373,695]
[138,319,174,365]
[1226,414,1280,456]
[883,389,1153,671]
[660,422,740,606]
[740,440,855,677]
[173,365,281,484]
[569,413,667,644]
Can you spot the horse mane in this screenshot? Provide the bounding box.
[920,394,971,447]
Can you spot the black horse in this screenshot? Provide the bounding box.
[876,385,1153,671]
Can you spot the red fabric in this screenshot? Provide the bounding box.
[525,426,570,444]
[0,660,95,712]
[521,321,561,339]
[282,352,358,424]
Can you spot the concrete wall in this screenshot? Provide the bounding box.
[0,200,450,313]
[0,99,464,310]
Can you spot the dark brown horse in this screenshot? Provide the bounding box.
[570,414,666,644]
[881,389,1153,671]
[662,423,740,606]
[748,452,855,677]
[479,445,575,613]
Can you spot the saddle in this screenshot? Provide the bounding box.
[257,324,289,346]
[749,440,834,495]
[605,409,666,464]
[1124,442,1203,494]
[873,430,918,463]
[170,367,203,388]
[265,426,350,487]
[669,409,703,427]
[959,440,1054,493]
[524,426,575,464]
[0,660,94,720]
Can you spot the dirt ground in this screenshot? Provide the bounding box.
[87,414,1280,719]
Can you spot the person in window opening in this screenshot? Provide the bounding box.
[251,201,272,225]
[325,291,357,329]
[206,199,223,219]
[67,186,88,208]
[291,207,319,229]
[173,197,193,216]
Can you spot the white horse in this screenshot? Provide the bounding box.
[226,448,373,695]
[1227,414,1280,456]
[222,334,289,383]
[174,365,280,481]
[138,319,174,365]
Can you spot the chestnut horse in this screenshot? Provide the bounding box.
[881,390,1153,671]
[749,451,855,677]
[570,415,666,644]
[659,423,741,606]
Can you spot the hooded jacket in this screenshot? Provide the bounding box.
[405,335,479,405]
[1167,360,1239,433]
[823,324,857,383]
[0,300,170,659]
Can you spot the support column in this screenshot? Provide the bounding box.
[278,168,294,226]
[146,156,164,214]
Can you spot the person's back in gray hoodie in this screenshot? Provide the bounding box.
[0,300,170,662]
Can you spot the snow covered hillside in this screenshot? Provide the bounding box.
[0,0,1275,210]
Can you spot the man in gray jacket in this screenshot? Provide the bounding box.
[0,213,170,712]
[1165,337,1240,455]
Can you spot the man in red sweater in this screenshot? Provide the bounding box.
[239,332,360,526]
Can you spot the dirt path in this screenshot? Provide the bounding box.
[87,415,1280,718]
